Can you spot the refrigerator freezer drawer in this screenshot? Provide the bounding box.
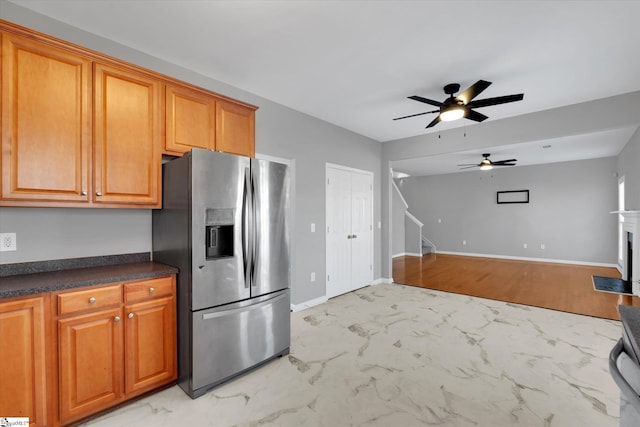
[191,289,290,395]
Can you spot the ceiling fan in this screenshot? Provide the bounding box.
[393,80,524,128]
[458,153,517,170]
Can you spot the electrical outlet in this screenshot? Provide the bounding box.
[310,272,316,282]
[523,243,527,249]
[311,223,316,233]
[462,240,467,246]
[541,243,545,250]
[0,233,17,252]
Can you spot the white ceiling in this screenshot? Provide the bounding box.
[8,0,640,175]
[394,126,638,176]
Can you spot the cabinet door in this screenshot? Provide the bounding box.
[0,296,48,426]
[1,33,91,204]
[58,307,124,424]
[124,295,176,396]
[165,84,216,155]
[94,63,161,206]
[215,99,255,157]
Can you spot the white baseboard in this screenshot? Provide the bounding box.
[290,295,328,312]
[435,250,618,268]
[373,277,392,285]
[392,252,422,258]
[291,277,393,311]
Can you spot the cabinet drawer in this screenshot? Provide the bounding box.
[124,276,174,303]
[58,285,122,316]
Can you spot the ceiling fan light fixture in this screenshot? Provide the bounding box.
[439,106,465,122]
[479,160,493,171]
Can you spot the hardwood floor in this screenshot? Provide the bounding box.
[392,253,640,321]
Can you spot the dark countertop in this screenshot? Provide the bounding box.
[619,305,640,361]
[0,261,179,299]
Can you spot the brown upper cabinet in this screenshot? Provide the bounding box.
[93,63,161,206]
[165,83,216,155]
[216,98,256,158]
[163,82,256,157]
[0,21,257,208]
[1,32,92,205]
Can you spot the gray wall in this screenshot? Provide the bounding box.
[404,215,421,256]
[397,157,618,264]
[618,127,640,210]
[0,2,382,306]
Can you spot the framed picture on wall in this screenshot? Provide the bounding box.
[497,190,529,204]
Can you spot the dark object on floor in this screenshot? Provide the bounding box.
[593,276,633,295]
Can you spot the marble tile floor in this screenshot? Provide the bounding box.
[81,283,623,426]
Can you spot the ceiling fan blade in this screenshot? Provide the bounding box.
[457,163,479,166]
[465,109,489,122]
[459,165,479,170]
[494,163,516,166]
[393,110,439,120]
[408,95,443,107]
[425,115,441,128]
[467,94,524,109]
[492,158,517,164]
[456,80,491,105]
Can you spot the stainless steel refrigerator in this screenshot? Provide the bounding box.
[152,148,290,399]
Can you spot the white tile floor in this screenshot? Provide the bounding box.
[82,283,623,426]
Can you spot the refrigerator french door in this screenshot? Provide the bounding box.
[152,148,290,398]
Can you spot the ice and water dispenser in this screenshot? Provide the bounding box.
[205,208,234,260]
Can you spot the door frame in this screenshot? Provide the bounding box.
[325,163,374,298]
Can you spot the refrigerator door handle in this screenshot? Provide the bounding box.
[250,170,258,287]
[242,167,252,288]
[201,291,288,320]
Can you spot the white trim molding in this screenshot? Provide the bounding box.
[435,250,619,269]
[392,179,409,208]
[373,277,392,285]
[291,295,328,312]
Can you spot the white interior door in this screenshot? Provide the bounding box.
[326,164,373,299]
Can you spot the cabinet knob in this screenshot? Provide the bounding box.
[149,287,155,294]
[81,191,87,196]
[89,297,96,304]
[96,192,103,197]
[114,316,121,322]
[128,313,134,319]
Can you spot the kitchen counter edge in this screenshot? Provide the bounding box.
[0,262,179,299]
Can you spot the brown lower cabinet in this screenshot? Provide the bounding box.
[56,276,176,425]
[0,275,176,426]
[0,295,49,426]
[57,306,124,423]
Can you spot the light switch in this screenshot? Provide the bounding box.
[311,223,316,233]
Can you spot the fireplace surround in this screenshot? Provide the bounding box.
[618,211,640,296]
